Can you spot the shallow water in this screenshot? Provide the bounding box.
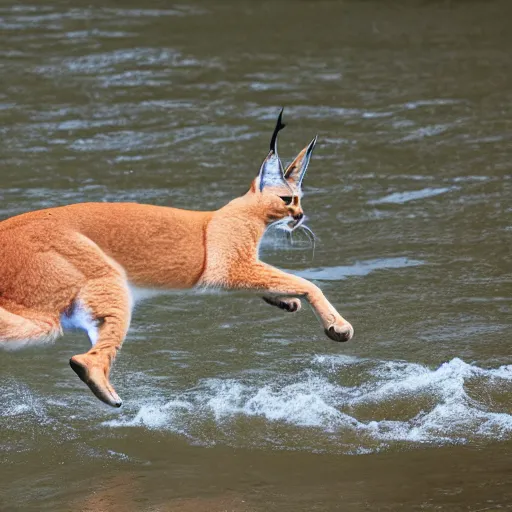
[1,0,511,510]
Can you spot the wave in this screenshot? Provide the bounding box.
[105,357,512,453]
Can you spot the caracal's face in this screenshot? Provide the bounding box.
[254,110,317,232]
[259,184,305,232]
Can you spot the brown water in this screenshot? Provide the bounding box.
[1,0,511,510]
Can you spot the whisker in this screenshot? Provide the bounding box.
[268,218,291,232]
[300,226,313,244]
[266,218,316,256]
[300,224,317,261]
[300,230,313,251]
[301,224,316,244]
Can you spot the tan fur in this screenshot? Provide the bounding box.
[0,144,353,407]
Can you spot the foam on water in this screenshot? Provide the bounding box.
[104,357,512,453]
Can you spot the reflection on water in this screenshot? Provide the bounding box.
[1,0,511,510]
[294,257,424,280]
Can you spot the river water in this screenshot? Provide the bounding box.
[1,0,511,510]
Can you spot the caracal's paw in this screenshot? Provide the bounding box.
[263,296,302,313]
[278,298,302,312]
[69,353,122,408]
[324,320,354,343]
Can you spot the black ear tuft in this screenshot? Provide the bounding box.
[258,108,290,192]
[270,107,286,153]
[306,135,318,157]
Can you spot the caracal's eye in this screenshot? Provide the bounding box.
[279,196,293,206]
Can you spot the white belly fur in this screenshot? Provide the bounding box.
[60,284,215,345]
[60,284,163,345]
[60,302,99,345]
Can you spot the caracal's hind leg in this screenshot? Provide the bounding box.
[69,271,131,408]
[0,305,61,348]
[262,295,302,313]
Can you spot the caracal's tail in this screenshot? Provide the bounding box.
[0,305,61,349]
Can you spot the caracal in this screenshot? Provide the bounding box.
[0,110,354,407]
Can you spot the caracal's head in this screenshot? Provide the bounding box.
[249,109,317,233]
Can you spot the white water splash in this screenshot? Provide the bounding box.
[104,357,512,452]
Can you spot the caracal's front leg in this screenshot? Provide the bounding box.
[234,263,353,342]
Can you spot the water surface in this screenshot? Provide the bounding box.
[1,0,511,510]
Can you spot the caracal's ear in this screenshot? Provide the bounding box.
[284,136,318,190]
[257,108,288,191]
